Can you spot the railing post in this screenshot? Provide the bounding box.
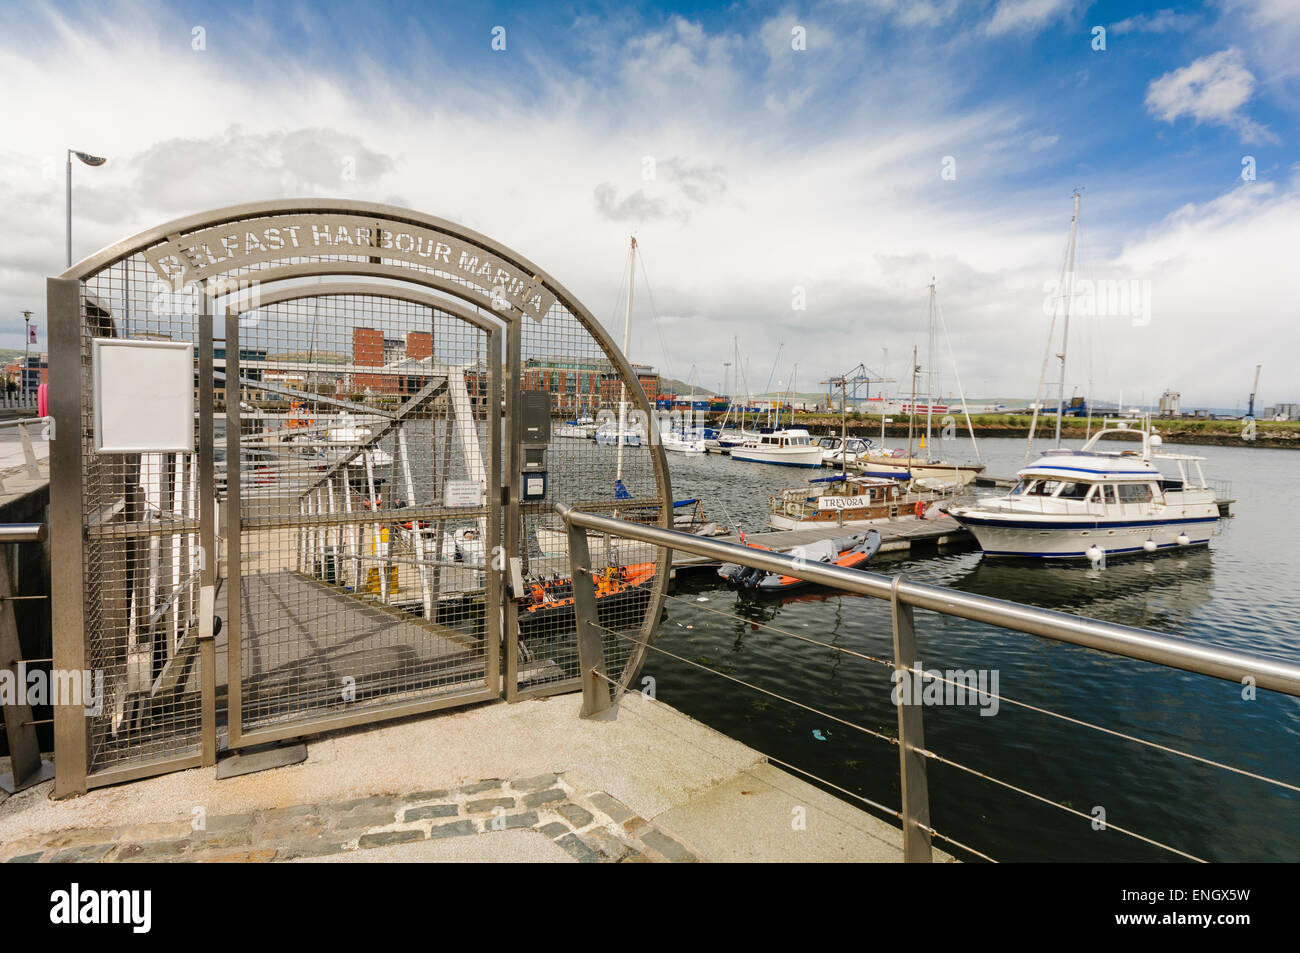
[17,421,40,479]
[565,514,610,716]
[0,544,52,793]
[891,575,933,862]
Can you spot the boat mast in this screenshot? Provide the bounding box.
[840,373,848,482]
[933,284,983,464]
[925,278,936,457]
[733,337,741,432]
[880,346,888,447]
[615,236,635,489]
[761,343,783,429]
[907,345,918,475]
[780,365,797,429]
[1025,191,1080,465]
[721,336,738,431]
[1054,191,1081,446]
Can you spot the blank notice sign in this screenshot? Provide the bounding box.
[92,338,195,453]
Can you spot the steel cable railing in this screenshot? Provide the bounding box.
[613,573,1300,796]
[587,616,1204,863]
[555,502,1300,863]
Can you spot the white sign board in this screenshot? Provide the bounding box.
[93,338,195,453]
[443,480,482,508]
[817,495,864,511]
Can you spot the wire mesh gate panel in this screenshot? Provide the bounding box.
[225,293,500,745]
[54,262,212,785]
[507,307,670,700]
[49,200,671,794]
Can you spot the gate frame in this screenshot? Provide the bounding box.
[221,281,504,749]
[49,199,672,796]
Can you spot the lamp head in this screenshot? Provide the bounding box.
[71,151,107,166]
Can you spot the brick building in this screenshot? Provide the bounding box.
[522,357,660,415]
[353,327,437,395]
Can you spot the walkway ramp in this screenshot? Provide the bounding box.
[236,569,487,726]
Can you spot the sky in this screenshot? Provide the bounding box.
[0,0,1296,409]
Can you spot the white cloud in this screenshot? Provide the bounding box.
[854,0,968,28]
[0,2,1292,406]
[1224,0,1300,88]
[1110,9,1198,35]
[1145,48,1273,142]
[1112,176,1300,406]
[985,0,1080,36]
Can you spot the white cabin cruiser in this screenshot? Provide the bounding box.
[555,416,596,439]
[661,430,707,453]
[817,435,873,466]
[947,424,1222,560]
[292,413,393,468]
[594,423,643,447]
[731,428,823,468]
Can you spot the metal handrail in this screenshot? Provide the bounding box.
[0,523,46,543]
[556,501,1300,863]
[0,416,51,489]
[555,503,1300,696]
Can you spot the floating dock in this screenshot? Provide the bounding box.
[671,515,973,576]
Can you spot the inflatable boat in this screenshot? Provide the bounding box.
[718,530,882,592]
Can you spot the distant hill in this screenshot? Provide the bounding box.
[658,377,714,397]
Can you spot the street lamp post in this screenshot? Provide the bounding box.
[66,149,107,268]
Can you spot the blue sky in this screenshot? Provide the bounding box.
[0,0,1296,406]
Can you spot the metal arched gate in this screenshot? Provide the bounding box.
[48,201,671,795]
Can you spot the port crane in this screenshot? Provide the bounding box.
[822,364,892,412]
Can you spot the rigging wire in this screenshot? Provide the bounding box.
[933,289,983,463]
[634,243,677,389]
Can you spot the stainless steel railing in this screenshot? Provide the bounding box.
[0,416,52,493]
[555,502,1300,862]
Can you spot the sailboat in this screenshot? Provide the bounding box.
[593,237,646,449]
[707,338,760,453]
[659,364,707,453]
[857,281,984,486]
[1023,190,1081,465]
[731,363,824,468]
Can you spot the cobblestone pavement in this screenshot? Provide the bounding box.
[0,773,700,863]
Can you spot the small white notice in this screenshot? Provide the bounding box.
[443,480,482,508]
[93,338,195,453]
[817,495,861,510]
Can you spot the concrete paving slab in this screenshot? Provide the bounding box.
[0,693,920,862]
[651,762,949,863]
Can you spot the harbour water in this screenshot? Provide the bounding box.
[645,436,1300,862]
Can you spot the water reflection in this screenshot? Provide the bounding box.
[953,549,1215,629]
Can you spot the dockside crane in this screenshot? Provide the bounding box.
[821,364,892,411]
